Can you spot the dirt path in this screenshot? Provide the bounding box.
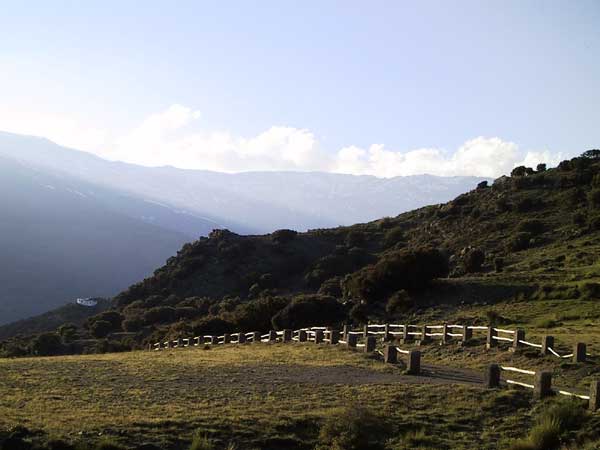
[230,363,485,388]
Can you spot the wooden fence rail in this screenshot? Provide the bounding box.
[151,321,598,410]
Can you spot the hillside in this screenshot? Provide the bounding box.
[3,151,599,349]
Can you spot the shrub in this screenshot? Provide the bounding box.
[494,257,505,273]
[516,197,538,212]
[122,317,144,332]
[511,166,528,177]
[477,180,489,189]
[227,296,289,331]
[316,406,387,450]
[589,188,600,208]
[463,248,485,273]
[507,232,532,252]
[383,226,404,248]
[581,282,600,299]
[517,219,545,235]
[349,302,369,324]
[91,311,123,329]
[558,159,573,171]
[271,229,297,244]
[345,230,366,247]
[343,247,448,303]
[29,333,64,356]
[191,316,234,336]
[57,323,78,343]
[271,295,345,330]
[581,149,600,159]
[385,290,411,316]
[189,432,215,450]
[526,416,561,450]
[318,277,343,297]
[143,306,176,325]
[90,320,113,338]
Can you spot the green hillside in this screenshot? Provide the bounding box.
[3,151,600,354]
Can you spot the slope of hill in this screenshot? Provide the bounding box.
[4,151,598,346]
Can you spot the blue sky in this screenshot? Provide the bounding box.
[0,0,598,177]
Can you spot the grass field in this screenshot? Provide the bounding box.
[2,340,600,450]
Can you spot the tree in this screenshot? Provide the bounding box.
[57,323,78,343]
[511,166,528,177]
[463,249,485,273]
[477,180,489,189]
[30,333,64,356]
[581,149,600,159]
[90,320,113,338]
[271,295,345,330]
[536,163,547,172]
[343,247,449,303]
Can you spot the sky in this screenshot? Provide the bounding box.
[0,0,599,178]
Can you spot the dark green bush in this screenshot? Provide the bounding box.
[143,306,177,325]
[191,316,234,336]
[517,219,545,235]
[272,229,297,244]
[507,232,532,252]
[589,188,600,208]
[385,290,412,316]
[463,248,485,273]
[343,247,448,303]
[271,295,345,330]
[90,320,113,338]
[121,317,143,332]
[29,333,64,356]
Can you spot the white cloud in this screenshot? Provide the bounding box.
[0,103,565,178]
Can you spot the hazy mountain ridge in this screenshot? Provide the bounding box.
[0,131,489,232]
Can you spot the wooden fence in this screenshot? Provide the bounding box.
[151,321,598,411]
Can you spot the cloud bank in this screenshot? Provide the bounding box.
[1,104,565,178]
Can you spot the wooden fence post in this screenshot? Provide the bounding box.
[384,324,391,342]
[485,364,501,388]
[402,324,410,343]
[282,329,292,343]
[512,329,525,352]
[534,371,552,399]
[589,380,600,412]
[347,333,357,348]
[574,343,587,363]
[342,324,350,340]
[407,350,421,375]
[238,333,246,344]
[541,335,554,355]
[363,324,369,338]
[486,327,497,349]
[442,324,449,345]
[365,336,376,353]
[315,329,324,344]
[461,326,472,346]
[421,325,430,344]
[223,334,231,344]
[330,330,340,345]
[268,330,277,342]
[210,335,219,345]
[384,345,397,364]
[298,330,307,342]
[252,331,261,343]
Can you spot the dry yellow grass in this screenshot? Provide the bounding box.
[0,343,538,449]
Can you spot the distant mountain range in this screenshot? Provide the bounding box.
[0,131,487,324]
